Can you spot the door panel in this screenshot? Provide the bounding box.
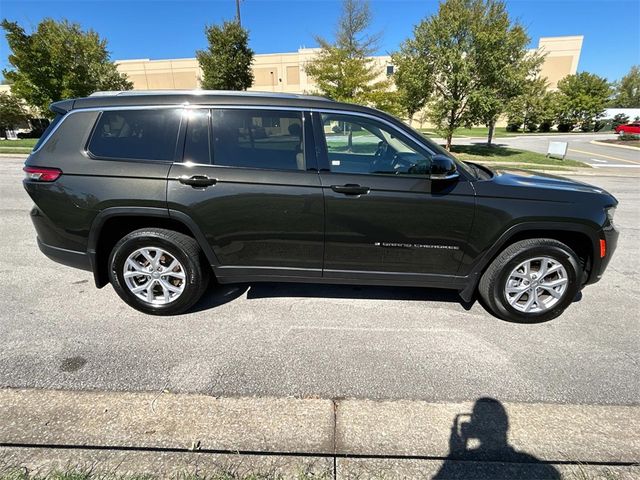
[168,166,324,273]
[315,111,475,276]
[168,108,324,276]
[320,172,475,275]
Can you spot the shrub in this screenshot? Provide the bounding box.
[538,121,552,132]
[611,113,629,129]
[619,132,640,141]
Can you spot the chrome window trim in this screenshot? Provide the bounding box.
[32,103,439,159]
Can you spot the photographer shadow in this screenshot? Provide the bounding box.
[432,398,560,480]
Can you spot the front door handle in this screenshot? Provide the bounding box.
[331,184,370,196]
[179,175,217,188]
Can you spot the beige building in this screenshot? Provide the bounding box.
[536,36,583,90]
[114,35,582,95]
[115,48,393,95]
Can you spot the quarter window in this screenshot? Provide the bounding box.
[211,109,305,171]
[88,109,182,161]
[321,113,431,176]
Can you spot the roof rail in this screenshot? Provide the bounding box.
[89,90,333,102]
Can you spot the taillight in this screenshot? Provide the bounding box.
[600,239,606,258]
[23,166,62,182]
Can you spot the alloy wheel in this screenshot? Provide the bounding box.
[504,256,569,313]
[122,247,186,305]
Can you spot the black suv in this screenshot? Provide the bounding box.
[23,91,618,322]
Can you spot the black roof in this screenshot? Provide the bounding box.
[51,90,376,116]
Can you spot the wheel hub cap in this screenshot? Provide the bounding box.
[123,247,186,305]
[504,256,569,313]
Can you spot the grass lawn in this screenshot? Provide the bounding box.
[420,127,519,138]
[0,138,38,154]
[450,144,590,169]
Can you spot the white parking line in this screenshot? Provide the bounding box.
[590,158,608,163]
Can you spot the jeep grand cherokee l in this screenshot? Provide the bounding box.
[23,91,619,322]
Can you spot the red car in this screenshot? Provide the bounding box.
[615,121,640,134]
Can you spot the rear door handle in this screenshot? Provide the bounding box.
[179,175,217,188]
[331,184,370,196]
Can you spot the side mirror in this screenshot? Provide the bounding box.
[430,154,459,181]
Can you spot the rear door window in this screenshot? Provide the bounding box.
[211,109,306,171]
[88,109,182,161]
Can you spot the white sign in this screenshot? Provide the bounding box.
[547,141,568,160]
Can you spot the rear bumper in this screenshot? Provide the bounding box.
[37,237,92,272]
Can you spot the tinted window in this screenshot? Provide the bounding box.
[321,113,431,176]
[88,109,181,161]
[182,109,211,164]
[33,114,64,151]
[211,109,305,171]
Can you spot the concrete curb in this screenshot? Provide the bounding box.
[0,388,334,454]
[1,388,639,478]
[591,140,640,151]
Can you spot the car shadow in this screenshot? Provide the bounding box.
[189,283,250,312]
[190,281,581,318]
[190,282,476,313]
[432,397,561,479]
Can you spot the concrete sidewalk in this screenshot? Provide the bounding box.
[1,388,638,478]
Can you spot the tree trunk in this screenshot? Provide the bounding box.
[446,133,452,151]
[487,120,495,147]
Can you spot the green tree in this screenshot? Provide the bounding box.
[304,0,389,108]
[393,0,538,149]
[610,65,640,108]
[611,113,630,129]
[197,21,254,90]
[555,72,611,132]
[505,77,555,132]
[392,47,429,124]
[467,1,543,145]
[0,92,29,136]
[1,18,132,116]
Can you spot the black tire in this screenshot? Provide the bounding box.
[108,228,209,315]
[478,238,582,323]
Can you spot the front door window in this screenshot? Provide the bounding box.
[321,113,432,176]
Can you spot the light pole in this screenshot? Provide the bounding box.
[236,0,242,26]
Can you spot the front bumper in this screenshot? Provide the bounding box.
[586,225,619,285]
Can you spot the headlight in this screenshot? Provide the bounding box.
[606,206,616,226]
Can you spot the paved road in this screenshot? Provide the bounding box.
[1,156,638,405]
[453,132,640,169]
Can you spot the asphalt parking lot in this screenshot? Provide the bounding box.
[0,156,638,406]
[456,132,640,169]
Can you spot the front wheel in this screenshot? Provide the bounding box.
[478,239,582,323]
[108,228,209,315]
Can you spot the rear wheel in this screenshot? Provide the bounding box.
[108,228,209,315]
[478,239,582,322]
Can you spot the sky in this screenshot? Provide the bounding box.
[0,0,639,82]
